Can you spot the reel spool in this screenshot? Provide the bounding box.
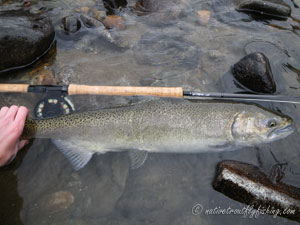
[34,95,75,119]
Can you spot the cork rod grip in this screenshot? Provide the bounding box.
[68,85,184,98]
[0,84,29,93]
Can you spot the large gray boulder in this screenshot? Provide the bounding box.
[232,52,277,93]
[0,10,55,73]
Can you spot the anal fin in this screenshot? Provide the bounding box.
[128,150,148,169]
[52,139,95,170]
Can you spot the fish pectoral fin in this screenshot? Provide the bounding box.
[128,150,148,169]
[52,139,95,171]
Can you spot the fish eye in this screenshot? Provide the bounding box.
[267,119,277,128]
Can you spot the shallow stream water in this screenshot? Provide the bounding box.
[0,0,300,224]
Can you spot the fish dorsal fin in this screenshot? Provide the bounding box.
[128,150,148,169]
[52,139,95,170]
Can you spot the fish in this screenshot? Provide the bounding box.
[21,99,294,170]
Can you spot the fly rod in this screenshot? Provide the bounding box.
[0,83,300,104]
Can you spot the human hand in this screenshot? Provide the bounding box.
[0,106,29,167]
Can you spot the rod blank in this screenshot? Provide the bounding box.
[183,91,300,104]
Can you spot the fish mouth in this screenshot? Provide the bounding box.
[267,124,294,139]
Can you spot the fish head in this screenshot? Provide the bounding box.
[231,107,294,145]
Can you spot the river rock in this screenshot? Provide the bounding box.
[92,8,107,22]
[135,0,190,25]
[103,15,126,30]
[232,52,276,93]
[213,160,300,223]
[40,191,75,214]
[294,0,300,7]
[80,14,103,28]
[0,10,55,73]
[103,0,128,14]
[75,6,91,14]
[197,10,211,25]
[62,15,81,33]
[236,0,291,19]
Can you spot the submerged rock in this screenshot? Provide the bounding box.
[135,0,190,25]
[136,0,187,13]
[197,10,211,25]
[80,14,103,28]
[62,15,81,33]
[116,154,203,223]
[92,8,107,22]
[212,0,255,24]
[134,32,201,69]
[30,68,56,85]
[18,142,129,224]
[103,15,126,30]
[41,191,75,214]
[232,52,276,93]
[236,0,291,19]
[0,10,55,73]
[75,6,91,14]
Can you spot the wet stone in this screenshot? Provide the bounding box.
[92,8,107,22]
[236,0,291,19]
[213,160,300,223]
[0,10,55,73]
[232,52,276,93]
[62,15,81,33]
[75,6,90,14]
[80,14,103,28]
[197,10,211,25]
[103,0,128,14]
[103,15,126,30]
[29,68,56,85]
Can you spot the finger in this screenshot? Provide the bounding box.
[0,106,9,118]
[17,139,29,151]
[14,106,28,124]
[4,105,19,121]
